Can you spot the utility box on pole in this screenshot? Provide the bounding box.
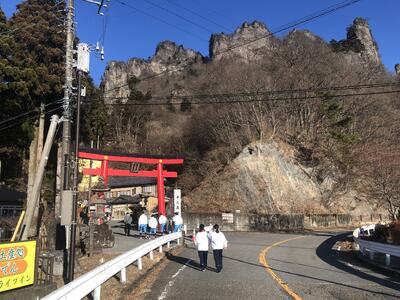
[77,43,90,73]
[61,190,74,225]
[173,189,181,216]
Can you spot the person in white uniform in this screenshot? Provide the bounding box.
[158,214,167,234]
[194,224,209,271]
[149,214,158,238]
[138,212,148,239]
[208,224,228,272]
[172,212,183,232]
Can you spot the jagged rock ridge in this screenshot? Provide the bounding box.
[209,21,277,61]
[102,18,381,101]
[102,41,204,102]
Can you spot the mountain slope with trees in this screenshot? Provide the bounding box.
[99,19,399,218]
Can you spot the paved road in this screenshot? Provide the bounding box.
[103,220,149,253]
[144,232,400,300]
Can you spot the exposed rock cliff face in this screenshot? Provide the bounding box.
[351,18,380,64]
[184,141,377,215]
[209,21,277,61]
[102,41,204,102]
[331,18,380,65]
[395,64,400,75]
[102,18,381,101]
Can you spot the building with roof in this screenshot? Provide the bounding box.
[0,185,24,218]
[103,176,158,221]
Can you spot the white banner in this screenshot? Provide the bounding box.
[174,189,181,216]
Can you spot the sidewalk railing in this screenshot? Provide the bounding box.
[42,232,182,300]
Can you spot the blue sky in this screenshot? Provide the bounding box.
[1,0,399,85]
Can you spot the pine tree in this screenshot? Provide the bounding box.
[9,0,66,107]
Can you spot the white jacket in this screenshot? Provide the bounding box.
[138,214,148,226]
[159,215,167,225]
[195,231,209,251]
[208,231,227,250]
[172,215,183,225]
[149,217,158,228]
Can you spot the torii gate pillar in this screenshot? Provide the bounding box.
[157,160,166,216]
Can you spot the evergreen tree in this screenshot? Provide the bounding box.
[9,0,66,107]
[0,7,38,178]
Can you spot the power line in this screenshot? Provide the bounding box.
[97,88,400,107]
[213,0,362,56]
[166,0,231,32]
[138,0,214,33]
[116,0,207,42]
[102,81,400,102]
[0,105,63,133]
[103,0,362,95]
[0,98,64,127]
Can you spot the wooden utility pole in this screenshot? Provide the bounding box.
[22,115,59,241]
[30,103,45,237]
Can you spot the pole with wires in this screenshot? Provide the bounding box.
[61,0,75,201]
[67,70,82,282]
[67,43,90,282]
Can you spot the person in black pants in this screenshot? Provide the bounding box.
[209,224,228,272]
[194,224,209,271]
[123,212,132,236]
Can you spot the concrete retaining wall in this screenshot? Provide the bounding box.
[182,212,387,232]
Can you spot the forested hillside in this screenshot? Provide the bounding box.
[1,6,399,218]
[99,19,400,218]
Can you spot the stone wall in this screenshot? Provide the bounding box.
[182,212,388,232]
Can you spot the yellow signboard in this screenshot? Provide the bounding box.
[0,240,36,293]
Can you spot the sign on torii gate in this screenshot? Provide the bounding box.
[78,148,184,216]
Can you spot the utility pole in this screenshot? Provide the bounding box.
[67,43,90,282]
[67,70,82,282]
[61,0,75,194]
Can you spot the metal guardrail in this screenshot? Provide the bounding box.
[42,232,182,300]
[353,228,400,266]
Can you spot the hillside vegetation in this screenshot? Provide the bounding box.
[97,19,399,218]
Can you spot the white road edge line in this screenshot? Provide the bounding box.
[158,259,191,300]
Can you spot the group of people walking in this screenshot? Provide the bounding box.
[124,211,183,238]
[195,224,228,272]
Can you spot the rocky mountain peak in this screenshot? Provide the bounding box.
[349,18,380,64]
[101,41,203,102]
[331,17,380,65]
[153,40,203,65]
[210,20,274,61]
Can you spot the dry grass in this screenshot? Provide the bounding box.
[50,246,183,299]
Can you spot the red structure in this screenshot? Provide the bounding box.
[79,148,184,216]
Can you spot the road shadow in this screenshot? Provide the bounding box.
[165,252,205,271]
[316,232,400,293]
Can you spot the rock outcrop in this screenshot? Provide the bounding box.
[102,41,203,102]
[184,140,378,215]
[102,18,382,101]
[209,21,276,61]
[395,64,400,75]
[331,18,380,65]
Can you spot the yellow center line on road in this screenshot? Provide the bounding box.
[259,236,305,300]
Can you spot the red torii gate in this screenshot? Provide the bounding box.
[78,148,184,216]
